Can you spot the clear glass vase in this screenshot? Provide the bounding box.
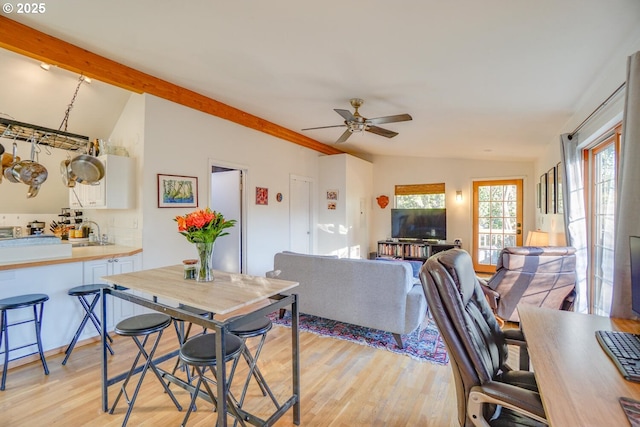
[195,242,214,282]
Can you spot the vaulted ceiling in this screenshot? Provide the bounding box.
[2,1,639,161]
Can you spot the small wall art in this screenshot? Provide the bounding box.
[556,162,564,214]
[540,173,547,214]
[326,190,338,200]
[327,202,336,210]
[547,167,556,214]
[256,187,268,205]
[157,174,198,208]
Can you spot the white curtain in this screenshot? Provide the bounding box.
[560,134,589,313]
[611,51,640,319]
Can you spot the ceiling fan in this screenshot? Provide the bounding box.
[302,98,412,143]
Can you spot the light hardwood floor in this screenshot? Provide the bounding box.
[0,322,458,426]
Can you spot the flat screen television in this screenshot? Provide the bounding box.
[630,236,640,317]
[391,208,446,240]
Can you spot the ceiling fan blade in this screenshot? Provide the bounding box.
[301,124,347,131]
[366,126,398,138]
[366,113,413,125]
[335,129,352,143]
[334,109,355,121]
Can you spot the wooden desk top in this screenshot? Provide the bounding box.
[102,265,299,315]
[518,305,640,427]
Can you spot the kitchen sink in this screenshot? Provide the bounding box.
[71,241,115,248]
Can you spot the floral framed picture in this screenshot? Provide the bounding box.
[157,174,198,208]
[256,187,268,205]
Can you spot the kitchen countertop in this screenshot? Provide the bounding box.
[0,244,142,271]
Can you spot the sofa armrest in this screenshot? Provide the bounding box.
[478,278,500,310]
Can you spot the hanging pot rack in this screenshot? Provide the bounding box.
[0,117,89,151]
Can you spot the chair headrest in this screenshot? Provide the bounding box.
[432,248,478,304]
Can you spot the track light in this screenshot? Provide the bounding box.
[40,62,51,71]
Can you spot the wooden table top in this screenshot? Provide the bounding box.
[518,305,640,427]
[102,264,299,315]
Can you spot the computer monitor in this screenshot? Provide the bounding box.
[630,236,640,317]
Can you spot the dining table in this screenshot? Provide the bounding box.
[99,264,300,427]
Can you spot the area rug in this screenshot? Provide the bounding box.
[268,311,449,365]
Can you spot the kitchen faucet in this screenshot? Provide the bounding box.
[82,220,103,244]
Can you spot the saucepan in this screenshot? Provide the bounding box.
[11,140,48,189]
[3,143,21,183]
[60,158,76,188]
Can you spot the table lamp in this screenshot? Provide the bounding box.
[525,230,549,246]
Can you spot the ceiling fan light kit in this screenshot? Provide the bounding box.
[302,98,412,144]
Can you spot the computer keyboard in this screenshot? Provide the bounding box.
[596,330,640,382]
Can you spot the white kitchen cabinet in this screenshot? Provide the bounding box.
[69,154,136,209]
[83,253,144,327]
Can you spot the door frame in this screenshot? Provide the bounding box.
[208,158,248,273]
[472,178,524,273]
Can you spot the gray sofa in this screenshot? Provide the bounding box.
[268,252,428,348]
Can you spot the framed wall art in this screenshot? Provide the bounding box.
[256,187,268,205]
[540,173,547,213]
[547,167,556,214]
[157,174,198,208]
[556,161,564,214]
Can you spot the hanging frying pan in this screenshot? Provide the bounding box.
[68,142,104,185]
[60,158,76,187]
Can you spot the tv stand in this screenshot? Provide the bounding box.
[377,240,460,261]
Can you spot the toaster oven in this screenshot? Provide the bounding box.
[0,226,22,239]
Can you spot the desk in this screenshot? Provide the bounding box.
[518,305,640,426]
[100,265,300,427]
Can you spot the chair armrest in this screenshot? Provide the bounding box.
[478,279,500,310]
[503,328,530,371]
[265,269,281,279]
[468,382,547,427]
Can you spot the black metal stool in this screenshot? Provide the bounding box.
[170,304,214,383]
[0,293,50,391]
[62,284,114,365]
[109,313,182,426]
[179,332,245,427]
[229,316,281,411]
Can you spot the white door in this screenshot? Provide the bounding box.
[290,175,312,254]
[210,168,243,273]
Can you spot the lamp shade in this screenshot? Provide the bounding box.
[525,230,549,246]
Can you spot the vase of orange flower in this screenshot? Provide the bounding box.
[175,208,236,282]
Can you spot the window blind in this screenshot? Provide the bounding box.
[395,183,445,195]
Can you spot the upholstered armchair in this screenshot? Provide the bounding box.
[420,248,546,427]
[480,246,577,323]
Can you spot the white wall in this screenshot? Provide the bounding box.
[370,155,536,253]
[141,94,320,276]
[317,154,372,258]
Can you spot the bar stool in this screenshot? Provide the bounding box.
[62,284,114,365]
[179,332,245,427]
[170,304,214,383]
[0,293,50,391]
[109,313,182,426]
[229,315,280,411]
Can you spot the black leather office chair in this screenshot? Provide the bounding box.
[419,249,547,427]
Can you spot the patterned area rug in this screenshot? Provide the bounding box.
[268,311,449,365]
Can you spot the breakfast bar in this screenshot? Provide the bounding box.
[101,265,301,427]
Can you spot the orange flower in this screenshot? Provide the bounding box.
[174,207,236,243]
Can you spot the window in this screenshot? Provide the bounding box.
[584,125,621,316]
[395,183,445,208]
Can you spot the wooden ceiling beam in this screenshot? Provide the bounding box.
[0,16,343,156]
